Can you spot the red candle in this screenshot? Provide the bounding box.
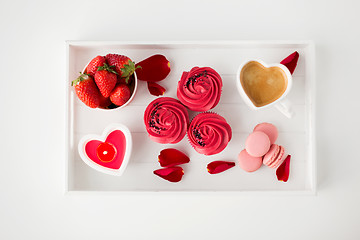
[96,142,117,162]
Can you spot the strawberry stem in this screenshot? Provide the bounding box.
[97,63,118,75]
[120,61,136,78]
[71,73,90,86]
[120,61,139,84]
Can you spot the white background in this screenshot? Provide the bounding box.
[1,0,359,239]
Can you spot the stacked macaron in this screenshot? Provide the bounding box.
[238,122,286,172]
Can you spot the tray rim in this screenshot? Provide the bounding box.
[65,40,316,195]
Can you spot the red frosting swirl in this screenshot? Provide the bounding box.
[188,112,232,155]
[144,97,189,144]
[177,67,223,111]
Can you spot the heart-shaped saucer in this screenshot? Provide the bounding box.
[78,123,132,176]
[236,60,292,110]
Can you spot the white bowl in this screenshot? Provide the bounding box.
[81,62,138,111]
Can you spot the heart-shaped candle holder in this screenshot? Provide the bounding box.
[236,60,293,112]
[78,123,132,176]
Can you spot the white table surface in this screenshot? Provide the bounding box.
[1,0,359,239]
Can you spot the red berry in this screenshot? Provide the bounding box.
[105,54,137,84]
[117,76,128,85]
[94,63,118,98]
[110,84,131,106]
[71,73,100,108]
[85,56,106,76]
[98,95,112,109]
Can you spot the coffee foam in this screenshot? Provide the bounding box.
[240,61,288,107]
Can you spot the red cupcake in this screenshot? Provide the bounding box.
[144,97,189,144]
[177,67,222,112]
[187,112,232,155]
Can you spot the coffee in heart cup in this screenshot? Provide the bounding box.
[236,60,294,118]
[78,123,132,176]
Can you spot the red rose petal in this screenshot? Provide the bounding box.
[207,161,235,174]
[135,54,171,82]
[154,167,184,182]
[280,51,299,75]
[158,148,190,167]
[276,155,291,182]
[147,82,166,96]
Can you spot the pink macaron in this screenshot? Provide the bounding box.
[253,122,278,145]
[238,149,262,172]
[263,144,285,168]
[245,131,271,157]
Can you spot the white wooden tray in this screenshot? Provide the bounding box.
[65,41,316,194]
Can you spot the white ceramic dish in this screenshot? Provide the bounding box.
[65,41,316,194]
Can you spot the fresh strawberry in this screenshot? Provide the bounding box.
[85,56,106,76]
[71,73,100,108]
[117,76,128,85]
[110,84,131,106]
[98,95,112,109]
[94,63,118,98]
[117,74,135,85]
[105,54,139,84]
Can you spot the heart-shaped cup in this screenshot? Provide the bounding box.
[78,123,132,176]
[236,60,294,118]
